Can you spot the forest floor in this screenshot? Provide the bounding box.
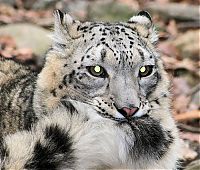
[0,0,199,169]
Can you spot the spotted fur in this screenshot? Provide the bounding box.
[0,10,181,169]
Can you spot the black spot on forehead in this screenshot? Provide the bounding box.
[100,48,107,62]
[138,48,144,60]
[79,22,155,63]
[83,22,138,37]
[100,38,105,41]
[81,56,85,61]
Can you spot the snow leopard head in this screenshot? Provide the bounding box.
[34,10,170,123]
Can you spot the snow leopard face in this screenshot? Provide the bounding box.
[35,10,169,124]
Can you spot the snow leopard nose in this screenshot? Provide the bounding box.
[114,104,139,117]
[121,107,139,117]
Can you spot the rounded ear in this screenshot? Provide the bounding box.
[53,9,65,25]
[128,11,158,44]
[54,9,79,29]
[51,10,82,52]
[137,11,152,22]
[53,9,81,39]
[128,10,152,28]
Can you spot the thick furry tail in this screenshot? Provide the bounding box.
[0,108,79,170]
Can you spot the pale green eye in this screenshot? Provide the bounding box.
[94,66,101,73]
[87,65,107,78]
[140,66,146,73]
[139,65,153,77]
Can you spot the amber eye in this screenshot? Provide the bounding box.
[87,65,107,78]
[139,65,153,77]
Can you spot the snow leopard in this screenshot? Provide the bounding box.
[0,10,181,169]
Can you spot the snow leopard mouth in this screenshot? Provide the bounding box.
[115,114,150,127]
[95,103,147,123]
[113,103,147,120]
[115,106,139,119]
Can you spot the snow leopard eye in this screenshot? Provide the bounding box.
[139,65,154,77]
[87,65,107,78]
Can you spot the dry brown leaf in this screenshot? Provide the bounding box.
[0,35,16,58]
[166,19,178,37]
[172,30,200,60]
[180,140,198,160]
[175,110,200,122]
[173,95,191,113]
[0,3,15,16]
[13,48,33,61]
[155,0,169,4]
[180,132,200,144]
[116,0,139,9]
[161,55,179,70]
[172,78,190,96]
[0,35,34,62]
[0,35,16,49]
[175,59,198,73]
[158,41,179,57]
[0,4,52,25]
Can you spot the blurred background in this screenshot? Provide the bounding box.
[0,0,199,169]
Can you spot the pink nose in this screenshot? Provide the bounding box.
[122,107,139,117]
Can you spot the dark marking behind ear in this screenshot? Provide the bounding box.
[54,9,64,24]
[57,9,64,22]
[137,11,152,22]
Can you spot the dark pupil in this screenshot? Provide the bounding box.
[140,66,152,77]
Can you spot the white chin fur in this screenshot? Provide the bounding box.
[133,109,146,117]
[115,111,125,119]
[133,103,149,117]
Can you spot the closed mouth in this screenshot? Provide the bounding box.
[113,103,139,119]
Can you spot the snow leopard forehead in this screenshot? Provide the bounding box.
[52,10,158,52]
[51,10,159,71]
[78,22,157,67]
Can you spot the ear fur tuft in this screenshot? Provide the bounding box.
[128,11,152,28]
[128,11,158,44]
[51,10,82,52]
[53,9,64,25]
[137,11,152,22]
